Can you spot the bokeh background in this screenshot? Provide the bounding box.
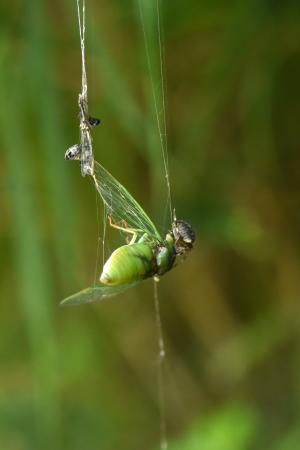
[1,0,300,449]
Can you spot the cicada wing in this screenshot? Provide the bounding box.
[93,161,162,242]
[60,282,139,307]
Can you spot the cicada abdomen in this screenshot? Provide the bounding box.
[100,243,156,286]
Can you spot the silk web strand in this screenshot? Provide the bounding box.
[138,0,173,225]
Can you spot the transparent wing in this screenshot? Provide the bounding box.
[60,282,139,307]
[92,161,162,241]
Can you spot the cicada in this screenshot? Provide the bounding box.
[61,161,195,306]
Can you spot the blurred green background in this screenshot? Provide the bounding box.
[1,0,300,449]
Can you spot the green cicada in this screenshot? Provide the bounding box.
[61,161,195,306]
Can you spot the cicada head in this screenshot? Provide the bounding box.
[172,211,196,256]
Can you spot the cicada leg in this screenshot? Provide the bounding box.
[119,220,132,244]
[108,216,144,244]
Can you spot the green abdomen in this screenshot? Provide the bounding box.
[100,243,155,286]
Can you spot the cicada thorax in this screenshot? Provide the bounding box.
[155,236,176,276]
[100,243,157,286]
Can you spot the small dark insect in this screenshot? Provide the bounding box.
[65,144,81,160]
[65,116,100,163]
[88,116,101,127]
[172,218,196,255]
